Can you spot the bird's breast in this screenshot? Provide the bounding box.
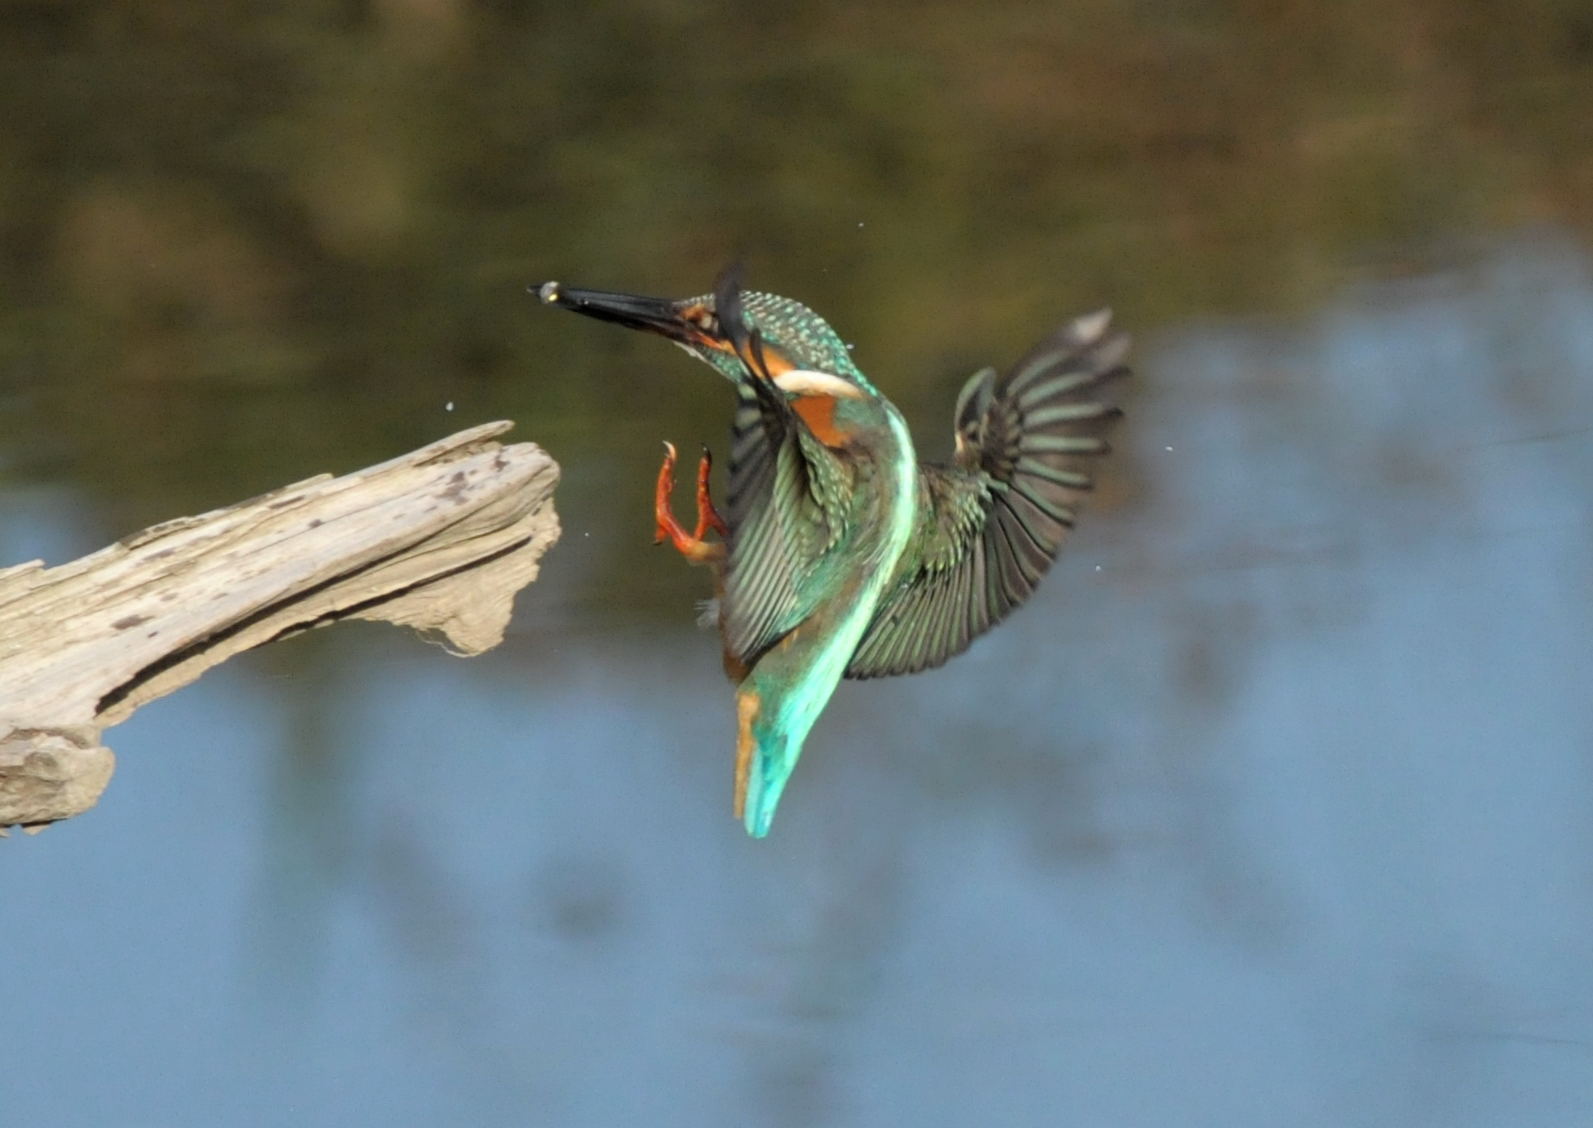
[790,393,850,447]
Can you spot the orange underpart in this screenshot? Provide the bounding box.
[721,648,749,683]
[791,394,850,447]
[734,689,761,820]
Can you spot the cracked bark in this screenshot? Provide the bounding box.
[0,421,560,832]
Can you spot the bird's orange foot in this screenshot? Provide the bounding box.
[654,441,727,565]
[693,444,730,540]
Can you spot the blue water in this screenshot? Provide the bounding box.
[6,234,1591,1126]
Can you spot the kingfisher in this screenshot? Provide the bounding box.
[537,269,1128,837]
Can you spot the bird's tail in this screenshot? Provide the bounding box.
[734,688,798,838]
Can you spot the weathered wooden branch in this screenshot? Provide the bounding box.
[0,421,559,832]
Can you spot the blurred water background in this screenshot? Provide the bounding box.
[4,3,1593,1125]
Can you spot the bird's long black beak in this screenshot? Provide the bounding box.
[534,281,698,344]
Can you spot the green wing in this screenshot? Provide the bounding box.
[714,277,855,671]
[844,310,1129,679]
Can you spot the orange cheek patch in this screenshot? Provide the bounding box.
[791,394,851,447]
[757,348,795,377]
[715,334,795,378]
[694,332,734,354]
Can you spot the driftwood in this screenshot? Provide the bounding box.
[0,421,559,831]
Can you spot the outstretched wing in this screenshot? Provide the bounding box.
[845,310,1129,679]
[714,270,856,672]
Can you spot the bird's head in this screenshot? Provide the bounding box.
[536,268,877,397]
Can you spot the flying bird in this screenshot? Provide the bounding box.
[538,269,1128,837]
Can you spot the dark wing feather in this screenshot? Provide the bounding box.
[845,310,1129,679]
[714,270,854,669]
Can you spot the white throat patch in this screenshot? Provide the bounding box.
[772,369,864,399]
